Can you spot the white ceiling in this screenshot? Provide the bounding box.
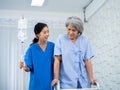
[0,0,92,13]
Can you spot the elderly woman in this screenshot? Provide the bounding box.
[52,16,95,89]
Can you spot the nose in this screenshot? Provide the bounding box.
[69,30,73,34]
[46,32,49,36]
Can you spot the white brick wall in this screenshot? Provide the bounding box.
[84,0,120,89]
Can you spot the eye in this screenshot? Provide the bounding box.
[68,29,71,31]
[42,30,49,34]
[72,29,76,32]
[67,28,71,31]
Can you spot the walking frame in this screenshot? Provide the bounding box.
[54,81,100,90]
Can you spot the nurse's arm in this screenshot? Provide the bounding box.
[85,59,95,84]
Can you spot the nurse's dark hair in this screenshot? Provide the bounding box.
[30,22,48,45]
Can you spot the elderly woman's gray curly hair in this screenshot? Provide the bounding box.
[65,16,84,34]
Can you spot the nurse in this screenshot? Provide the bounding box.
[20,22,54,90]
[52,16,95,89]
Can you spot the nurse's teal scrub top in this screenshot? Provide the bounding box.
[54,34,94,89]
[24,42,54,90]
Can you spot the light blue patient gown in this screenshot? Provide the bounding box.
[24,42,54,90]
[54,34,94,89]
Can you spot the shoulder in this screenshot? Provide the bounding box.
[47,41,55,47]
[25,43,37,54]
[78,34,91,45]
[79,34,89,41]
[47,41,54,45]
[27,43,38,51]
[29,43,37,48]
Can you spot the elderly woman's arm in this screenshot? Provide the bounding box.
[85,59,95,85]
[52,55,61,86]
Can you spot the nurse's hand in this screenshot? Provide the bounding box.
[20,61,30,72]
[20,61,24,69]
[51,79,59,86]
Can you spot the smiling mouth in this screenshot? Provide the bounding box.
[45,37,48,40]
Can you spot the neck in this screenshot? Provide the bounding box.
[71,39,76,43]
[38,40,47,45]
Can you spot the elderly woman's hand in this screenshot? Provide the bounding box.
[90,78,98,85]
[51,79,59,86]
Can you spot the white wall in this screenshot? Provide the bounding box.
[84,0,120,89]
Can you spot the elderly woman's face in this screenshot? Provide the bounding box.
[66,25,79,40]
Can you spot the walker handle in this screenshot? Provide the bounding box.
[54,80,100,90]
[54,81,60,90]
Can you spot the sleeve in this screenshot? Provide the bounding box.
[24,47,33,70]
[84,40,94,61]
[54,35,62,56]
